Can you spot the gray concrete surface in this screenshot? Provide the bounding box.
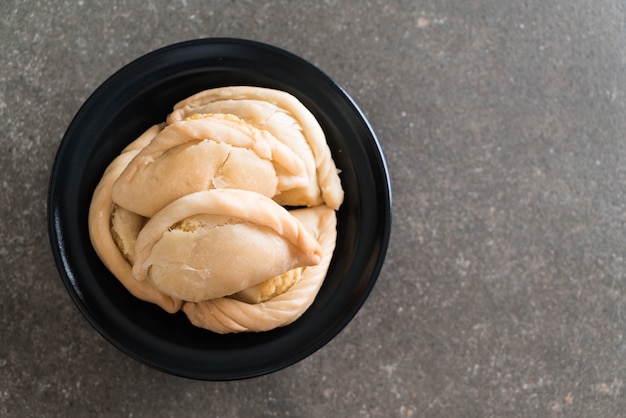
[2,0,625,416]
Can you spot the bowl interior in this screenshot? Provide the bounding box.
[48,38,391,380]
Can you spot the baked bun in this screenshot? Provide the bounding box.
[112,113,308,218]
[183,205,337,333]
[88,125,182,313]
[167,86,344,210]
[132,189,322,302]
[88,86,344,333]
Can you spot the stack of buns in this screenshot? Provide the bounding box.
[88,86,343,333]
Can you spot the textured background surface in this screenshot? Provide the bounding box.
[1,0,625,416]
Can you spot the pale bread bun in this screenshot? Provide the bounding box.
[87,125,182,313]
[183,205,337,333]
[88,87,344,333]
[132,189,322,302]
[167,86,344,210]
[111,114,308,218]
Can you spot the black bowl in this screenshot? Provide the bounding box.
[48,38,391,380]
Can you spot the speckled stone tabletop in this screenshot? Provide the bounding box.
[2,1,625,417]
